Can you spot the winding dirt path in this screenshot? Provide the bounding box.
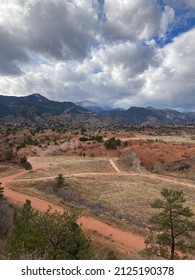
[1,169,145,255]
[11,172,195,190]
[109,159,122,174]
[1,157,194,256]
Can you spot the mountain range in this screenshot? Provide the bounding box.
[0,93,194,126]
[75,101,113,113]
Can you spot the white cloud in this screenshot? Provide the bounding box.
[23,0,98,59]
[103,0,161,41]
[162,0,195,9]
[0,0,98,76]
[139,28,195,110]
[160,5,175,37]
[0,0,194,111]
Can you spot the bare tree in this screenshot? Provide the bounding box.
[119,152,141,170]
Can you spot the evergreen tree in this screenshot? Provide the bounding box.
[55,173,65,189]
[5,148,14,161]
[7,200,93,259]
[104,137,121,150]
[0,182,4,202]
[7,200,40,258]
[143,188,195,259]
[20,156,32,170]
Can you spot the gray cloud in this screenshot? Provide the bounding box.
[0,0,99,75]
[0,25,28,76]
[102,0,161,42]
[0,0,194,111]
[23,0,98,60]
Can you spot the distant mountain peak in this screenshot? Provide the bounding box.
[75,100,115,113]
[33,93,43,98]
[75,100,107,113]
[25,93,49,102]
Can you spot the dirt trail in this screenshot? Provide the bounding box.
[4,171,195,189]
[1,168,145,254]
[109,159,122,173]
[2,157,194,256]
[28,157,195,189]
[78,216,144,253]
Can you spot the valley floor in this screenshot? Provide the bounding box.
[1,155,195,259]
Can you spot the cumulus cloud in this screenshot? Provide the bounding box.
[0,0,98,75]
[23,0,98,60]
[139,28,195,111]
[102,0,161,41]
[0,26,28,76]
[0,0,194,111]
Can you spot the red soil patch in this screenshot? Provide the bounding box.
[129,140,195,170]
[78,216,144,254]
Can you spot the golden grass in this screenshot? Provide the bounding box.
[0,165,22,178]
[133,134,195,144]
[15,170,51,180]
[19,157,113,179]
[9,173,195,236]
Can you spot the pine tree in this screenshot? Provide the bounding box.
[55,173,65,189]
[0,182,4,202]
[7,200,93,259]
[20,156,32,170]
[143,188,195,259]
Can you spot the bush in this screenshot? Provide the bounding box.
[19,137,39,147]
[106,250,118,260]
[7,200,93,259]
[79,135,103,142]
[119,152,141,170]
[79,137,89,142]
[5,149,14,161]
[0,203,13,239]
[104,137,118,150]
[90,135,103,142]
[20,156,32,170]
[23,161,32,170]
[20,156,27,165]
[0,183,4,202]
[81,128,86,135]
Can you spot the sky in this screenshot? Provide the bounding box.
[0,0,195,111]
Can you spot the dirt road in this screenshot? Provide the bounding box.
[1,156,194,256]
[109,159,122,173]
[1,169,145,255]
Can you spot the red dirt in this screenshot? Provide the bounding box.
[1,169,145,255]
[78,216,144,253]
[128,140,195,170]
[2,155,194,257]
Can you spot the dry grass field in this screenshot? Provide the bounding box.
[8,158,195,237]
[1,125,195,259]
[0,165,22,178]
[133,134,195,144]
[15,156,114,179]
